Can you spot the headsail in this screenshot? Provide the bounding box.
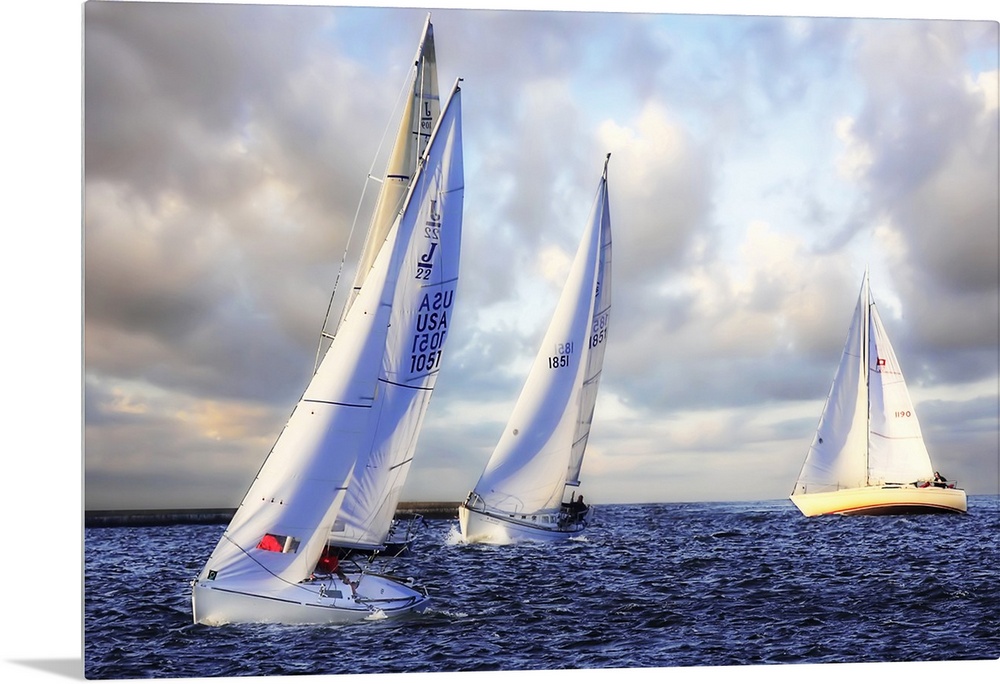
[566,155,612,488]
[866,299,934,483]
[470,158,612,516]
[327,81,464,549]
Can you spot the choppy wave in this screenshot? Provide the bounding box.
[84,497,1000,678]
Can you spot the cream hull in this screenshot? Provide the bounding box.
[458,503,588,544]
[191,572,429,625]
[790,484,967,517]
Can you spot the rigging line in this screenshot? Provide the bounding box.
[313,59,421,373]
[335,38,436,331]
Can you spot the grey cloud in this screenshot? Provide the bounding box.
[82,7,998,508]
[851,21,999,298]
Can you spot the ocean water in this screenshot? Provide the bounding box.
[83,498,999,679]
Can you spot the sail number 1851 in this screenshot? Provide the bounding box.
[548,342,574,369]
[590,313,609,349]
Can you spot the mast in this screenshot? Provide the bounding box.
[864,266,871,486]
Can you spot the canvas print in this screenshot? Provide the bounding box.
[72,0,1000,681]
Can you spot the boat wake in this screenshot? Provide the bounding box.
[428,607,470,620]
[444,526,465,546]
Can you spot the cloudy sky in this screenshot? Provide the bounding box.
[76,1,998,511]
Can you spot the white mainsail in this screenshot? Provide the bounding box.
[793,271,934,495]
[794,276,871,493]
[469,157,612,518]
[193,80,463,613]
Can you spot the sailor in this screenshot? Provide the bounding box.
[933,471,948,488]
[569,493,588,519]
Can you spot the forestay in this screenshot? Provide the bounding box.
[327,81,463,550]
[794,279,870,493]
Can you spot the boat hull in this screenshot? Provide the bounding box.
[790,484,967,517]
[191,572,429,625]
[458,503,587,544]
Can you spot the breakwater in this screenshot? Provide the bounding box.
[84,502,460,528]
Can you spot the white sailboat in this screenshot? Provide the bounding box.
[459,156,612,544]
[190,59,465,625]
[790,270,967,517]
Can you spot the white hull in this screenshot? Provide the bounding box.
[192,572,429,625]
[790,484,967,517]
[458,503,588,544]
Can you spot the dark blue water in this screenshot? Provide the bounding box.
[84,498,999,679]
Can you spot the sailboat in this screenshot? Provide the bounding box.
[790,270,967,517]
[458,155,612,544]
[191,28,465,623]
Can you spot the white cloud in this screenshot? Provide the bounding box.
[835,116,874,180]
